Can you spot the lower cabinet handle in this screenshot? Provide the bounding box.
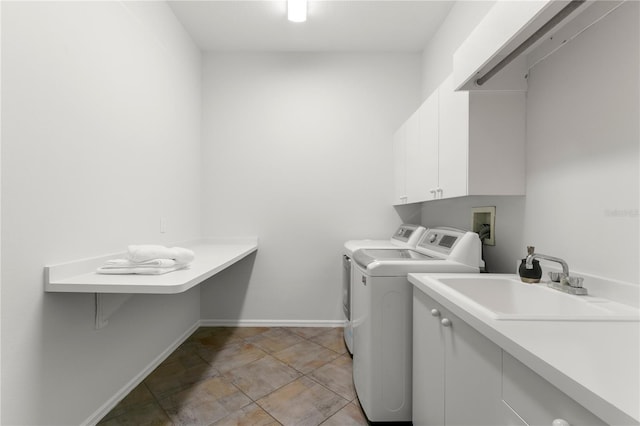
[430,309,441,317]
[441,318,452,327]
[552,419,570,426]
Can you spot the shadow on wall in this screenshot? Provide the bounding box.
[200,252,257,322]
[394,203,423,226]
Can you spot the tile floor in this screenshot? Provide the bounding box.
[98,327,368,426]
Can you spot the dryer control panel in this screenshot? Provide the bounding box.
[416,227,483,269]
[418,228,463,254]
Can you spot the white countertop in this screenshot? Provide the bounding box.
[409,272,640,426]
[44,238,258,294]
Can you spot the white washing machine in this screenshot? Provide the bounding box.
[351,227,483,423]
[342,224,426,354]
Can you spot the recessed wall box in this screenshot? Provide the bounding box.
[472,206,496,246]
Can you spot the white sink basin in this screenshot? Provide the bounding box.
[430,276,640,321]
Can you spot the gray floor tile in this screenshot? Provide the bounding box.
[257,376,349,426]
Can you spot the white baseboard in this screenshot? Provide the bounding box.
[83,320,200,426]
[200,318,346,328]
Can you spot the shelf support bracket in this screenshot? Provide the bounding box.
[95,293,133,329]
[95,294,107,329]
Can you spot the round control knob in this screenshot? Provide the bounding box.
[429,233,437,243]
[441,318,452,327]
[552,420,570,426]
[430,309,440,317]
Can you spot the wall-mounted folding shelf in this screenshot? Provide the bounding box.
[45,238,257,294]
[44,238,258,328]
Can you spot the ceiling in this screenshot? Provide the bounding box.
[168,1,455,52]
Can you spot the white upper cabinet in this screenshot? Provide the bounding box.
[453,0,593,91]
[406,92,439,203]
[393,91,439,206]
[437,75,469,200]
[393,123,407,205]
[392,73,525,205]
[442,74,527,199]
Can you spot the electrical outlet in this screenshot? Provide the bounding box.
[472,206,496,246]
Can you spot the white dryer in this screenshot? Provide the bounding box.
[351,227,483,423]
[342,224,426,354]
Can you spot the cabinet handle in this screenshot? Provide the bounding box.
[436,188,443,198]
[430,309,441,317]
[441,318,452,327]
[552,420,570,426]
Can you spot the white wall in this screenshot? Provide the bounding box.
[1,2,202,424]
[420,1,494,98]
[200,53,422,322]
[523,1,639,284]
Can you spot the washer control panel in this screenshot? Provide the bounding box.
[390,224,426,246]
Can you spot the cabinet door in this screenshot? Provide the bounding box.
[392,124,407,205]
[438,74,469,199]
[443,306,503,425]
[412,289,445,426]
[406,92,439,203]
[502,352,607,426]
[404,110,420,202]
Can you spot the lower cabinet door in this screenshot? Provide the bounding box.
[413,289,503,426]
[444,307,503,425]
[502,352,607,426]
[412,289,445,426]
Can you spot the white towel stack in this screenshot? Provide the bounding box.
[96,245,196,275]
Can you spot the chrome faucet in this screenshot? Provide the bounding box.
[525,250,588,295]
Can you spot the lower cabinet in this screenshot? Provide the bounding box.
[413,288,503,425]
[502,352,606,426]
[413,288,607,426]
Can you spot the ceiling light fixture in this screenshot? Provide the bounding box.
[287,0,307,22]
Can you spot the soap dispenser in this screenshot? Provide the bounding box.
[519,246,542,283]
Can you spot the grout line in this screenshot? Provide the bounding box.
[305,373,353,405]
[142,382,174,425]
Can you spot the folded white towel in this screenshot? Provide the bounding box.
[102,258,177,268]
[96,265,188,275]
[127,245,195,264]
[171,247,195,264]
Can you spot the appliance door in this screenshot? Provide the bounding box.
[354,249,436,269]
[342,254,353,354]
[342,255,351,320]
[352,265,372,410]
[353,269,413,422]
